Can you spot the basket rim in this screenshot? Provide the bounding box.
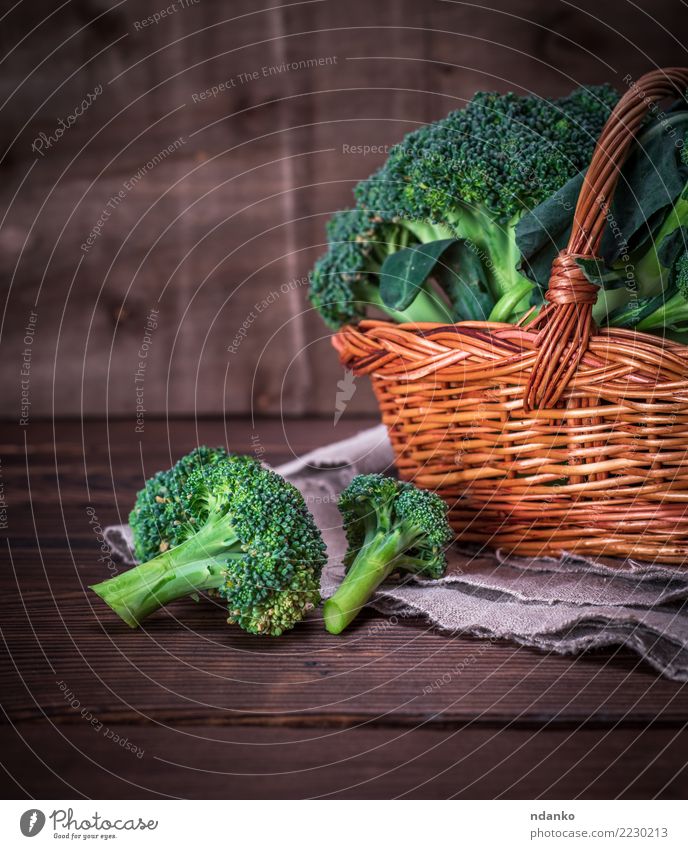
[332,318,688,387]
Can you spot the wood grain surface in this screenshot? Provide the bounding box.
[2,0,688,417]
[1,418,687,798]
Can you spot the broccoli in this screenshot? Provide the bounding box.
[128,446,255,563]
[92,460,327,636]
[323,474,452,634]
[310,85,619,329]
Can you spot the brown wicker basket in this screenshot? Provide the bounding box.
[334,68,688,564]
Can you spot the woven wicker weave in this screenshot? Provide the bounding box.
[334,68,688,563]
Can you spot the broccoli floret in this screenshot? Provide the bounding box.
[92,460,327,636]
[309,209,453,329]
[379,88,618,221]
[310,85,618,329]
[129,446,257,562]
[323,474,452,634]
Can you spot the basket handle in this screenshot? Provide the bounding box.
[524,67,688,411]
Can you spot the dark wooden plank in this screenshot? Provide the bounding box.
[3,590,687,726]
[1,724,687,799]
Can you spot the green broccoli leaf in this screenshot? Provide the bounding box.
[432,240,495,321]
[574,257,626,289]
[379,238,457,310]
[515,172,582,291]
[600,110,688,263]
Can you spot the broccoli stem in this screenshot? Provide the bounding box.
[488,279,535,322]
[444,207,529,306]
[636,292,687,331]
[365,284,452,324]
[402,220,455,244]
[324,529,411,634]
[90,516,237,627]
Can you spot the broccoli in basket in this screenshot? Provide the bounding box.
[309,85,619,328]
[324,474,452,635]
[92,459,326,636]
[310,80,688,339]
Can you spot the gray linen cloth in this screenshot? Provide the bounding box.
[104,426,688,681]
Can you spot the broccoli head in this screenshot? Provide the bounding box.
[323,474,452,634]
[310,85,619,329]
[309,209,454,329]
[93,459,327,636]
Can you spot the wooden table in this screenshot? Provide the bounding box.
[2,418,687,799]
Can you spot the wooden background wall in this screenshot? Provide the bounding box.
[1,0,687,419]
